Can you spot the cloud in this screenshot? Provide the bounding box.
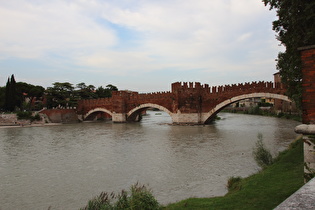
[0,0,117,60]
[0,0,281,90]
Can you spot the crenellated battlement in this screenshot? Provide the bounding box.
[170,81,280,95]
[209,81,277,94]
[76,80,288,124]
[171,82,210,93]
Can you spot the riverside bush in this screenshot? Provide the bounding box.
[81,183,160,210]
[17,111,40,122]
[227,176,242,192]
[17,111,32,119]
[252,133,273,168]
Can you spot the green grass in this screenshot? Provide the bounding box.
[164,138,304,210]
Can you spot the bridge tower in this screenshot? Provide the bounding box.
[171,82,210,124]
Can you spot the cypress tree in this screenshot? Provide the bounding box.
[4,74,18,111]
[4,77,10,111]
[10,74,17,110]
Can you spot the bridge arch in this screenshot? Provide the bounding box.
[203,93,292,124]
[127,103,173,121]
[84,108,113,120]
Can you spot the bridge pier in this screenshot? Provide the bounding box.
[171,112,211,125]
[112,113,127,123]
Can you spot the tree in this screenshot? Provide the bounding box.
[4,75,18,111]
[14,82,45,111]
[46,82,75,108]
[76,82,97,99]
[4,77,10,111]
[95,84,118,98]
[263,0,315,109]
[106,84,118,91]
[0,86,5,111]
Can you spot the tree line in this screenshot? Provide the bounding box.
[263,0,315,109]
[0,74,118,112]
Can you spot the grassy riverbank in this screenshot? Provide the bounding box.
[222,107,302,122]
[164,137,304,210]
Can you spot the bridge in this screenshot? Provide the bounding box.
[76,81,290,124]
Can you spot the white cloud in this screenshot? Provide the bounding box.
[0,0,117,59]
[0,0,281,90]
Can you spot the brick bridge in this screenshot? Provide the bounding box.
[76,81,291,124]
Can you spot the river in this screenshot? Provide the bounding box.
[0,112,300,209]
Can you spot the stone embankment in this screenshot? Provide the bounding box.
[0,113,47,127]
[0,114,29,126]
[0,109,79,127]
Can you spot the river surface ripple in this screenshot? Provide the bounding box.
[0,112,300,209]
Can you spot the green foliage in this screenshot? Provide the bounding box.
[5,74,18,111]
[95,84,118,98]
[165,138,304,210]
[17,111,41,122]
[81,183,160,210]
[2,75,45,111]
[17,111,32,119]
[252,133,273,168]
[46,82,76,108]
[245,106,262,115]
[258,102,273,107]
[263,0,315,109]
[0,86,5,110]
[46,82,119,108]
[15,82,45,111]
[227,176,242,193]
[1,75,118,110]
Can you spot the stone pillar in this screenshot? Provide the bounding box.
[295,45,315,181]
[112,113,127,123]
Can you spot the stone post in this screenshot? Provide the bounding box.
[295,45,315,181]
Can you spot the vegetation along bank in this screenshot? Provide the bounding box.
[81,137,304,210]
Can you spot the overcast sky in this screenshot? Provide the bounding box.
[0,0,282,92]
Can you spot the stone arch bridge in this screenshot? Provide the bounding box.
[77,81,291,124]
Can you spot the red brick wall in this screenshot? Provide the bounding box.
[300,45,315,124]
[40,109,78,123]
[77,81,287,120]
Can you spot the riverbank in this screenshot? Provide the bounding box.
[0,113,61,128]
[222,107,302,122]
[164,137,304,209]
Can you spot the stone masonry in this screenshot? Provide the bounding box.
[77,81,289,124]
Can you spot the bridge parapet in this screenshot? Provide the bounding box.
[77,97,113,115]
[209,81,281,94]
[172,82,210,94]
[77,80,288,124]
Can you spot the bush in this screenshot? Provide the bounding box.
[16,111,41,122]
[17,111,32,120]
[252,133,273,168]
[81,183,160,210]
[247,106,262,115]
[227,176,242,192]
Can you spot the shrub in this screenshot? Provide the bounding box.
[227,176,242,192]
[17,111,32,120]
[32,113,41,121]
[248,106,262,115]
[81,183,160,210]
[252,133,273,168]
[16,111,41,122]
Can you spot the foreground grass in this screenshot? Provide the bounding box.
[164,138,304,210]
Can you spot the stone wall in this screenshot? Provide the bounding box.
[296,45,315,181]
[40,109,78,123]
[300,45,315,124]
[77,80,287,123]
